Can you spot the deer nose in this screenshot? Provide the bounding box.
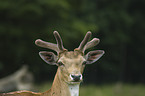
[70,74,82,82]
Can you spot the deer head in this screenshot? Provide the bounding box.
[35,31,104,84]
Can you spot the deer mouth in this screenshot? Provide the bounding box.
[68,79,83,84]
[73,80,82,83]
[64,79,82,85]
[69,81,81,85]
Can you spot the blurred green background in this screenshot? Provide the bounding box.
[0,0,145,94]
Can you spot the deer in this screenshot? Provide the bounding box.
[1,31,104,96]
[0,65,33,93]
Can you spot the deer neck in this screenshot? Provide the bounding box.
[43,68,80,96]
[68,84,80,96]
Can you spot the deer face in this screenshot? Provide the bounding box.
[35,31,104,84]
[57,51,85,84]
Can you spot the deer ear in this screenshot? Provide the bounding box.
[39,51,57,65]
[85,50,104,64]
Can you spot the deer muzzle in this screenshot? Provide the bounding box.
[70,74,83,82]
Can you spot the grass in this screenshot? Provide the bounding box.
[38,82,145,96]
[80,83,145,96]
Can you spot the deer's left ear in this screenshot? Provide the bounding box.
[39,51,58,65]
[85,50,105,64]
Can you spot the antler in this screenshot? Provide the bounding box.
[53,31,65,51]
[35,31,66,54]
[77,31,100,53]
[83,38,100,51]
[78,31,92,51]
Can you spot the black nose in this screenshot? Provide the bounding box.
[71,74,82,82]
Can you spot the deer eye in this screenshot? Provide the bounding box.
[57,62,64,66]
[82,61,87,65]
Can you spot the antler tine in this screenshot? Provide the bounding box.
[35,39,59,52]
[78,31,92,51]
[83,38,100,52]
[53,31,65,52]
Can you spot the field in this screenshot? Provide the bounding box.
[38,83,145,96]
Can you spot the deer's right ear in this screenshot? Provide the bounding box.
[39,51,58,65]
[85,50,104,64]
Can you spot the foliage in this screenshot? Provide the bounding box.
[0,0,145,84]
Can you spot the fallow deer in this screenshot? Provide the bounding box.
[0,65,33,93]
[1,31,104,96]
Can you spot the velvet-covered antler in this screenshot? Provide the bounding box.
[35,31,66,54]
